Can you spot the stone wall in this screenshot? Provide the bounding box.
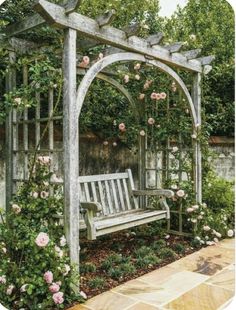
[0,133,234,209]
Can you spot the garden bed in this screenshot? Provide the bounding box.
[78,221,203,300]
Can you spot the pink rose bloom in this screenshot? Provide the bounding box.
[44,271,53,284]
[118,123,126,132]
[192,205,199,210]
[203,225,211,231]
[60,236,67,247]
[12,204,21,214]
[124,75,129,83]
[55,246,63,258]
[147,118,155,125]
[176,189,185,197]
[49,282,60,293]
[53,292,64,304]
[150,92,157,100]
[156,93,161,100]
[135,74,140,80]
[35,232,49,247]
[40,191,49,199]
[134,63,141,70]
[6,284,14,295]
[63,264,71,276]
[139,93,145,100]
[191,134,197,139]
[143,82,149,90]
[38,156,51,165]
[14,97,22,105]
[0,275,6,284]
[160,92,167,99]
[83,56,90,65]
[139,130,145,137]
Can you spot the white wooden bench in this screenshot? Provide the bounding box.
[79,169,174,240]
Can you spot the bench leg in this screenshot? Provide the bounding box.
[84,210,97,240]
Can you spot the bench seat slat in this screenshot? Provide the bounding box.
[111,179,120,212]
[116,178,126,211]
[122,178,132,210]
[105,180,113,214]
[79,172,128,183]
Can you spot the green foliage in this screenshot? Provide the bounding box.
[159,248,176,259]
[172,243,185,254]
[80,263,97,274]
[134,246,154,258]
[203,171,234,212]
[0,158,82,309]
[107,262,136,280]
[152,239,166,251]
[87,276,105,289]
[136,254,161,268]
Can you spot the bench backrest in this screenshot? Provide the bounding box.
[78,169,139,216]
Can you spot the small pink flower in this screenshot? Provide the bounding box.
[203,225,211,232]
[186,207,194,213]
[124,75,129,83]
[2,247,7,254]
[53,291,64,304]
[63,264,71,276]
[118,123,126,132]
[197,215,203,220]
[14,97,22,105]
[35,232,50,247]
[139,130,146,136]
[139,93,145,100]
[49,282,60,293]
[147,117,155,125]
[134,63,141,70]
[185,108,189,114]
[192,205,199,210]
[12,204,21,214]
[80,290,87,299]
[32,192,38,199]
[176,189,185,197]
[98,53,104,60]
[0,275,6,284]
[60,236,67,247]
[112,142,117,147]
[38,156,51,165]
[40,191,49,199]
[103,141,109,146]
[55,246,63,258]
[160,92,167,99]
[150,92,157,100]
[6,284,14,295]
[227,229,234,237]
[44,271,53,284]
[156,93,161,100]
[191,134,197,139]
[20,284,28,292]
[143,82,149,90]
[135,74,140,80]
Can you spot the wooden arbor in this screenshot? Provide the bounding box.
[3,0,215,265]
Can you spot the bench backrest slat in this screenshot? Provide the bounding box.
[78,170,138,216]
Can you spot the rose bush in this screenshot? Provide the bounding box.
[0,158,83,309]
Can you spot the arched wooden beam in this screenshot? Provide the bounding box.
[96,73,139,122]
[76,52,198,127]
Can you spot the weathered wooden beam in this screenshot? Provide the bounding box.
[147,32,164,46]
[182,49,202,60]
[164,42,184,53]
[65,0,82,14]
[4,13,45,37]
[34,0,202,72]
[196,55,215,65]
[123,22,140,38]
[63,28,80,266]
[8,37,40,54]
[96,10,116,27]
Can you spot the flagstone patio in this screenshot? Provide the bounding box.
[69,238,235,310]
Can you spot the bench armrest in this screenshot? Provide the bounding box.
[80,202,102,213]
[132,189,174,198]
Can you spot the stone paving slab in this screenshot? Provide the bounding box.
[69,238,235,310]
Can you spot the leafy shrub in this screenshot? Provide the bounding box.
[159,248,176,259]
[80,263,97,274]
[136,254,161,268]
[107,267,123,280]
[134,246,154,258]
[87,277,105,289]
[203,171,234,212]
[107,262,136,280]
[152,239,166,251]
[101,254,123,270]
[0,157,83,309]
[172,243,185,254]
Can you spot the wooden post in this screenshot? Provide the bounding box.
[192,73,202,203]
[5,51,16,211]
[63,28,80,266]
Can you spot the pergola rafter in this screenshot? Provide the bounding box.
[3,0,215,267]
